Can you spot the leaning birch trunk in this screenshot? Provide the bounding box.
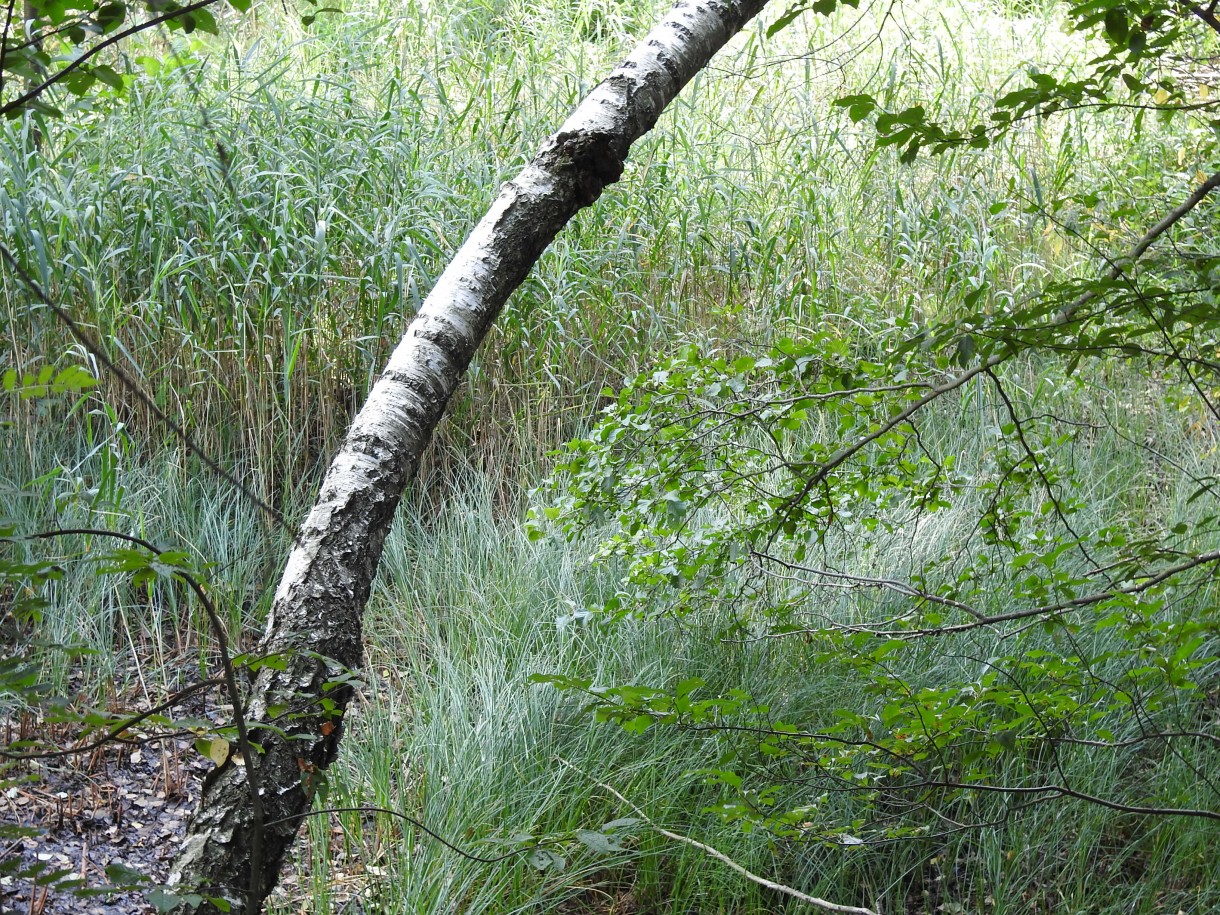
[167,0,772,910]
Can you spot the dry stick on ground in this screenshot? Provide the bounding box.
[556,757,882,915]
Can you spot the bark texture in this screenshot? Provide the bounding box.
[168,0,771,909]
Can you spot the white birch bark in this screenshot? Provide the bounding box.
[168,0,772,909]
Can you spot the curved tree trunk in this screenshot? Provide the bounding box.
[167,0,772,909]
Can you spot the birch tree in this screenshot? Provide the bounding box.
[165,0,774,909]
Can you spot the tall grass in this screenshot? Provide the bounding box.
[0,0,1155,494]
[282,431,1218,913]
[302,485,792,912]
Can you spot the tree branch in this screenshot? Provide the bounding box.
[9,526,267,912]
[557,758,883,915]
[0,244,288,533]
[771,168,1220,540]
[0,678,223,760]
[0,0,228,118]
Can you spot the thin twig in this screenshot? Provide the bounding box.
[887,546,1220,637]
[7,527,267,912]
[0,0,227,117]
[750,549,989,620]
[0,0,19,98]
[556,757,883,915]
[260,806,564,864]
[770,168,1220,544]
[0,243,289,534]
[0,677,223,760]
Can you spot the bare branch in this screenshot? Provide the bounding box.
[750,548,990,620]
[557,758,884,915]
[0,244,289,533]
[0,678,223,760]
[890,547,1220,637]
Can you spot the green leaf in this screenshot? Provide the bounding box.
[574,829,621,854]
[195,737,231,766]
[94,2,127,31]
[3,364,97,398]
[527,848,566,871]
[766,5,808,37]
[171,6,217,33]
[92,65,125,90]
[1103,6,1128,45]
[104,862,148,885]
[623,714,654,734]
[147,889,203,913]
[602,817,641,831]
[834,94,877,123]
[954,334,975,366]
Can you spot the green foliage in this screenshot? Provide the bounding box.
[766,0,859,38]
[528,0,1220,885]
[534,337,1220,889]
[2,363,97,398]
[0,369,259,906]
[811,0,1220,161]
[1,0,226,119]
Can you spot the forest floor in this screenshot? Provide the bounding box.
[1,719,207,914]
[0,661,379,915]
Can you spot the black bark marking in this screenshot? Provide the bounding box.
[413,320,473,368]
[541,130,628,204]
[646,40,685,82]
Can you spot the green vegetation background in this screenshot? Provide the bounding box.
[2,0,1217,910]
